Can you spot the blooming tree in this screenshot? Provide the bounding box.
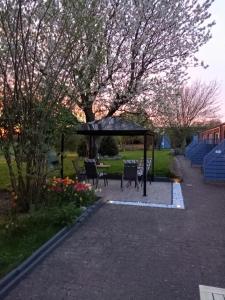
[0,0,81,211]
[66,0,215,121]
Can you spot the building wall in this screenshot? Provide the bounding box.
[200,123,225,143]
[221,124,225,140]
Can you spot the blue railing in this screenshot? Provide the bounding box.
[189,141,216,166]
[203,140,225,166]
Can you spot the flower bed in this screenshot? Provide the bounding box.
[46,177,96,209]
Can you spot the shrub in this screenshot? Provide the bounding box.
[54,134,80,152]
[99,136,119,156]
[2,203,82,237]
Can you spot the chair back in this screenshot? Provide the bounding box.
[84,160,98,179]
[123,163,137,180]
[146,159,152,173]
[137,159,152,176]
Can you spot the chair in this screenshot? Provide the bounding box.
[121,162,138,190]
[72,158,86,181]
[84,159,108,187]
[137,159,152,185]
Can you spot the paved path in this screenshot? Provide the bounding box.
[3,157,225,300]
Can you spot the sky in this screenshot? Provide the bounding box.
[188,0,225,121]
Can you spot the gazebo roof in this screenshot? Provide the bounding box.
[77,117,153,136]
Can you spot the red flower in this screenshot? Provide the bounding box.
[74,182,91,192]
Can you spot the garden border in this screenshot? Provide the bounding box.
[0,199,105,299]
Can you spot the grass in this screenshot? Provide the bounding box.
[0,221,62,277]
[0,197,93,278]
[102,150,172,177]
[152,150,173,177]
[0,156,13,190]
[60,149,172,178]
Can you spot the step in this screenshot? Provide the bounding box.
[199,285,225,300]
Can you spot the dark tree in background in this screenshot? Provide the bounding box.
[99,136,119,157]
[77,139,88,157]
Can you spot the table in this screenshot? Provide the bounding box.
[96,164,111,168]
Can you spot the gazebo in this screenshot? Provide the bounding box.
[76,117,154,196]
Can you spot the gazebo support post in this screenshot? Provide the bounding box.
[88,135,92,158]
[93,135,96,158]
[60,133,64,179]
[151,134,155,181]
[143,134,147,196]
[88,136,97,159]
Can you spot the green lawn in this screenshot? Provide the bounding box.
[99,150,172,176]
[51,149,172,179]
[0,221,61,277]
[0,150,172,190]
[152,150,173,177]
[0,156,13,190]
[0,203,87,278]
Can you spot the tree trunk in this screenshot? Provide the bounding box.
[82,99,97,158]
[82,95,95,122]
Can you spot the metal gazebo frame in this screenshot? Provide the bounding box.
[74,117,155,197]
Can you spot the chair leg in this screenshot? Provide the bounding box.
[136,178,139,190]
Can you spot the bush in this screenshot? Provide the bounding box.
[54,133,82,153]
[77,139,88,157]
[99,136,119,156]
[3,203,82,237]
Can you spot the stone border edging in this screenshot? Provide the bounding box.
[0,199,104,299]
[108,183,185,209]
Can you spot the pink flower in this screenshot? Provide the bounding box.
[74,182,91,192]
